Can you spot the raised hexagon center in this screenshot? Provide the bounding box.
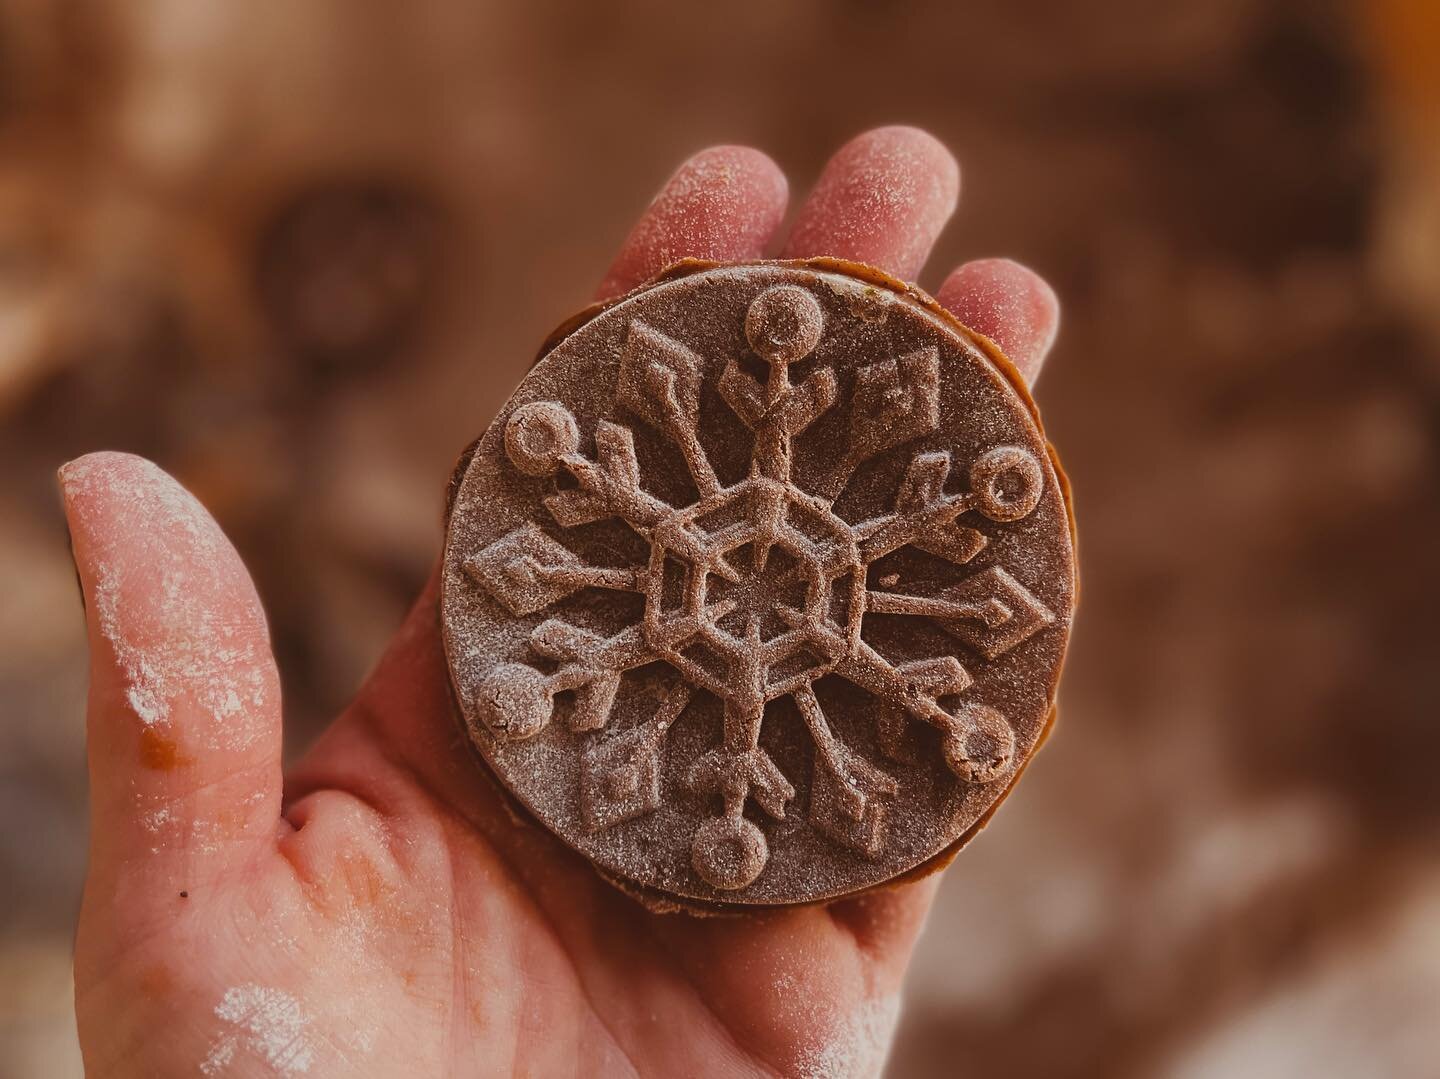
[707,542,807,642]
[639,479,867,704]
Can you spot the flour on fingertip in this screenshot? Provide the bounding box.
[60,454,274,752]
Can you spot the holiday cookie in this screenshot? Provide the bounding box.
[441,259,1076,909]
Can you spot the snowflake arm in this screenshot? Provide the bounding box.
[617,320,721,496]
[864,589,1009,624]
[532,564,642,594]
[834,638,954,729]
[833,640,1016,784]
[688,739,795,821]
[813,347,941,501]
[720,284,838,488]
[471,620,660,740]
[464,522,641,616]
[794,685,897,814]
[580,681,693,833]
[545,419,673,532]
[854,451,978,564]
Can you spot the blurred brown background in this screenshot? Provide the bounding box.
[2,1,1437,1075]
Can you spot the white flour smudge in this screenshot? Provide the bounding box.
[140,806,174,833]
[795,993,902,1079]
[200,985,316,1076]
[60,454,272,750]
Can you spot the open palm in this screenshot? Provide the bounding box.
[65,127,1062,1077]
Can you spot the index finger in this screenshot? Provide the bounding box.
[597,145,789,300]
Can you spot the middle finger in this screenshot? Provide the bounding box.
[779,126,960,282]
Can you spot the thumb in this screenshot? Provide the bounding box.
[59,452,283,902]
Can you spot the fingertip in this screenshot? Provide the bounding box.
[936,257,1060,387]
[876,124,961,213]
[58,450,147,528]
[59,452,266,651]
[711,144,790,209]
[598,144,790,299]
[781,125,961,280]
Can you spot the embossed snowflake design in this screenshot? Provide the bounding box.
[467,284,1055,892]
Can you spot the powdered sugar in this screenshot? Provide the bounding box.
[794,993,902,1079]
[60,453,273,751]
[140,805,174,832]
[200,984,316,1076]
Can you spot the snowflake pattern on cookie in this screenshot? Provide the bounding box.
[443,263,1074,905]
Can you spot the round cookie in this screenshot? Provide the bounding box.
[442,259,1076,909]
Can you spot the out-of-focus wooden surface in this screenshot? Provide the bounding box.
[1,1,1436,1075]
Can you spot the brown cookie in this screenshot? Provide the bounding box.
[441,259,1076,909]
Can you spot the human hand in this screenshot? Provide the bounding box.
[65,126,1060,1077]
